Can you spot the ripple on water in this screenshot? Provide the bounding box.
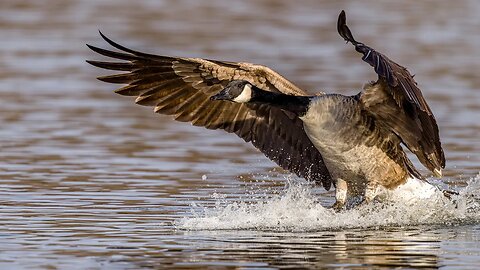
[1,0,480,268]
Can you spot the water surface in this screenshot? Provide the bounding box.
[1,0,480,269]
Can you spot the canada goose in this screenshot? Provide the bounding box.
[87,10,444,210]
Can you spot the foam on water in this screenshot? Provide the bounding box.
[178,173,480,231]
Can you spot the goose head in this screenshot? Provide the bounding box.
[210,80,253,103]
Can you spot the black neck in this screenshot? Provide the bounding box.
[249,85,312,116]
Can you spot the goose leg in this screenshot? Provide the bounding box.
[332,178,348,211]
[360,182,378,206]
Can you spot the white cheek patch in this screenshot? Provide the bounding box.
[233,84,252,103]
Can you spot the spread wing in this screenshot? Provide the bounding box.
[87,32,333,189]
[337,10,445,176]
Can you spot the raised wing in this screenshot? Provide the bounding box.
[337,10,445,176]
[87,32,333,189]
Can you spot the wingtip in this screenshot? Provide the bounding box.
[337,10,346,32]
[85,43,107,55]
[86,43,96,50]
[339,10,346,20]
[97,30,114,45]
[337,10,359,46]
[98,30,109,42]
[95,30,142,56]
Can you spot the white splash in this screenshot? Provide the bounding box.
[377,177,443,203]
[178,173,480,231]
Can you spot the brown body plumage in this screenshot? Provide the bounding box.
[87,11,444,209]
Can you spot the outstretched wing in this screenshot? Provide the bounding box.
[337,10,445,176]
[87,32,333,189]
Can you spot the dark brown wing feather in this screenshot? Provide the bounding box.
[87,32,332,189]
[338,10,445,176]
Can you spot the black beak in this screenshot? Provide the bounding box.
[210,88,230,101]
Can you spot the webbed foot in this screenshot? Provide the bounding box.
[442,189,459,199]
[331,201,346,212]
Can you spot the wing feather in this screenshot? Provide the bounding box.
[338,10,445,176]
[87,32,332,189]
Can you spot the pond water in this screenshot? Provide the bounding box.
[1,0,480,269]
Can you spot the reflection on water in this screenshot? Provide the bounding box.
[1,0,480,269]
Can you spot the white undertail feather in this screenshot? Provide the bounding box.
[233,84,253,103]
[378,177,440,203]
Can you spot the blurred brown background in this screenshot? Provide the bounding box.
[0,1,479,269]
